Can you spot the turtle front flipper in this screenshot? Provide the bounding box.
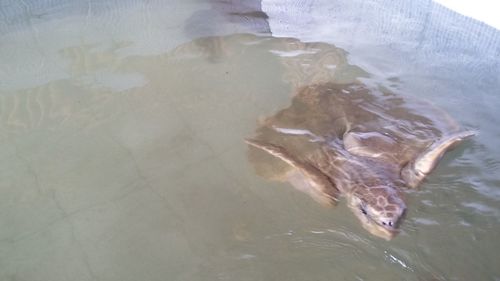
[245,139,340,206]
[401,131,476,188]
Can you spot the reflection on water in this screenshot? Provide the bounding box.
[0,0,499,281]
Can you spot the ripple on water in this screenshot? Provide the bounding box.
[462,202,500,221]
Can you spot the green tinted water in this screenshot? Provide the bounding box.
[1,1,499,280]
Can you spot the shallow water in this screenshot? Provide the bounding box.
[1,1,499,280]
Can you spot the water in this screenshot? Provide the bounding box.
[1,0,499,280]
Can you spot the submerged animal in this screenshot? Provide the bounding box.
[246,82,474,239]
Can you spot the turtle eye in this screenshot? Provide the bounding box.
[360,206,368,215]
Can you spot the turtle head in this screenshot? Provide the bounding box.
[348,185,406,240]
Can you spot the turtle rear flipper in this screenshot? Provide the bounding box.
[401,131,476,188]
[245,139,340,206]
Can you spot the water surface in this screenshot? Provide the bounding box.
[1,1,499,280]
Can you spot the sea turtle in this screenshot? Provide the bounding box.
[246,82,475,240]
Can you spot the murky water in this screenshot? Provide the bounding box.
[1,1,499,280]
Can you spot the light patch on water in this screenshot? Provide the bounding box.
[264,230,294,239]
[413,218,440,226]
[462,202,500,219]
[236,254,256,260]
[459,220,472,227]
[421,200,435,207]
[273,126,324,142]
[269,49,318,57]
[384,251,414,272]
